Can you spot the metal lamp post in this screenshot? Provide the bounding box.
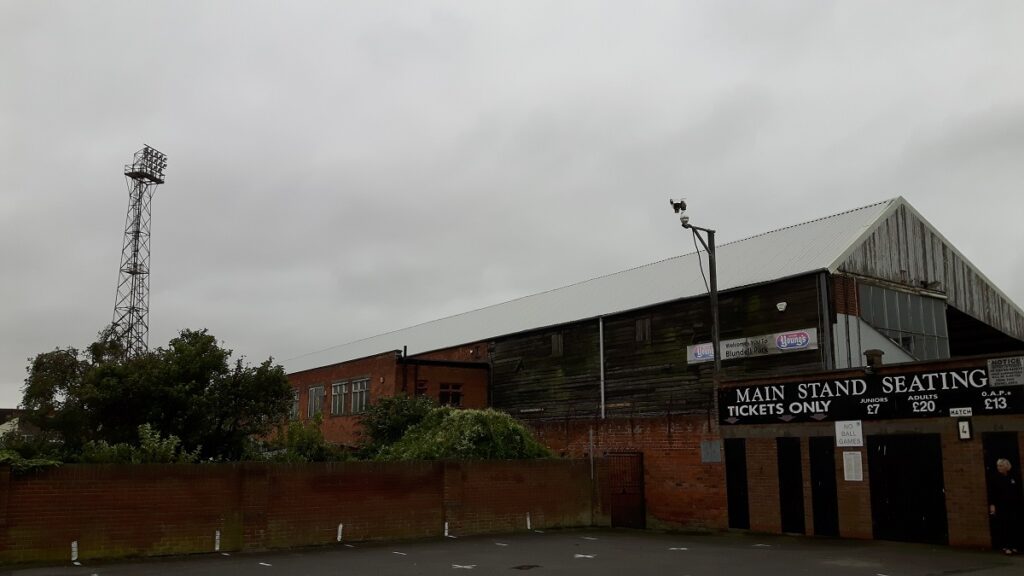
[670,199,721,378]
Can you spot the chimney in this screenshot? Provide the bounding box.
[864,349,884,368]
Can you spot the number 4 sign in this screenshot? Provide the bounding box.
[957,419,972,441]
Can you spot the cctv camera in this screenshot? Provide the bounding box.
[669,198,687,213]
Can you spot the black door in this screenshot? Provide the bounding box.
[982,432,1023,550]
[777,437,806,534]
[725,438,750,529]
[809,436,840,537]
[868,434,948,544]
[606,452,645,528]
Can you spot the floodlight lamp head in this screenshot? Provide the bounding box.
[680,215,690,228]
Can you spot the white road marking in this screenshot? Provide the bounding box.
[533,530,545,534]
[258,562,272,566]
[753,544,772,547]
[221,552,231,556]
[582,536,598,540]
[574,554,596,559]
[345,544,355,548]
[393,551,408,556]
[495,542,509,546]
[453,564,476,569]
[669,547,689,551]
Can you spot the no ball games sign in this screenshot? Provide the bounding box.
[719,359,1024,425]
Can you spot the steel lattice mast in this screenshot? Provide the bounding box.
[112,145,167,358]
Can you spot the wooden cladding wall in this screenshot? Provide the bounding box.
[838,202,1024,340]
[491,274,825,420]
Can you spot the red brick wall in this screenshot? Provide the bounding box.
[835,446,872,539]
[529,415,728,531]
[444,460,592,535]
[0,460,593,565]
[941,425,990,548]
[400,364,488,409]
[288,349,491,446]
[289,352,401,445]
[746,437,782,533]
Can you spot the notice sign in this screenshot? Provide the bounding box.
[843,451,863,482]
[987,356,1024,388]
[835,420,863,447]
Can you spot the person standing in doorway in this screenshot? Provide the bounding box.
[989,458,1023,555]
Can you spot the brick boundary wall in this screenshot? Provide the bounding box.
[0,460,593,565]
[529,414,728,531]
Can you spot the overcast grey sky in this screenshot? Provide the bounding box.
[2,1,1023,407]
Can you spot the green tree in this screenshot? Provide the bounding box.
[20,328,292,461]
[377,407,552,461]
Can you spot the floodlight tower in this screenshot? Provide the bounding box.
[111,145,167,358]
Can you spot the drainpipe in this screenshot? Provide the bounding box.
[599,316,606,419]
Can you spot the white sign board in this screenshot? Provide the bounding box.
[686,328,818,364]
[835,420,864,447]
[987,357,1024,388]
[843,451,863,482]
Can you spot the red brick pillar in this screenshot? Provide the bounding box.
[836,447,872,539]
[747,438,781,533]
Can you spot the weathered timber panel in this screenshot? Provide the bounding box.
[491,274,824,419]
[838,202,1024,340]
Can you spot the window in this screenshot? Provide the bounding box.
[351,379,369,413]
[439,383,463,407]
[551,333,563,357]
[635,317,652,344]
[857,283,949,361]
[414,380,428,397]
[307,385,324,418]
[331,382,346,416]
[290,390,299,419]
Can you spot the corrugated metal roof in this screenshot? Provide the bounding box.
[284,198,898,374]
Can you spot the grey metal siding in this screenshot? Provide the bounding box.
[837,203,1024,340]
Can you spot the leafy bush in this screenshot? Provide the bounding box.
[377,407,552,461]
[78,424,199,464]
[359,394,435,450]
[0,449,61,474]
[258,415,349,463]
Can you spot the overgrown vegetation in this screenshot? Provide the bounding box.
[256,415,350,463]
[78,424,200,464]
[376,405,552,461]
[359,394,436,452]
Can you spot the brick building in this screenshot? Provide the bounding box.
[285,197,1024,546]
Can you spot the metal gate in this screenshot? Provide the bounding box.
[605,452,646,528]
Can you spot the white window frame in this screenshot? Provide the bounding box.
[307,385,324,418]
[331,382,347,416]
[351,379,369,414]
